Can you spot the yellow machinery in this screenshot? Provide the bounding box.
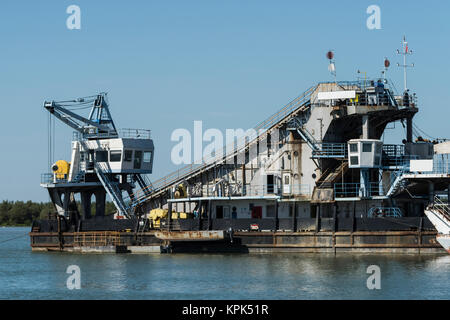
[174,184,187,199]
[52,160,70,180]
[148,208,192,228]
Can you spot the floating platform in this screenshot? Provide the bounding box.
[29,229,444,254]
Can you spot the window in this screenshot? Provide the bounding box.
[266,205,276,218]
[376,144,382,154]
[134,150,143,169]
[284,175,290,185]
[363,143,372,152]
[350,143,358,153]
[143,151,152,163]
[223,206,230,219]
[110,150,122,162]
[216,206,223,219]
[124,150,132,162]
[95,150,108,162]
[267,175,274,193]
[350,156,359,165]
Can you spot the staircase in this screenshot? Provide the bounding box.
[312,161,348,202]
[137,218,150,234]
[71,171,85,183]
[386,170,406,197]
[95,162,132,218]
[76,138,134,217]
[134,174,153,196]
[287,117,320,152]
[318,161,349,189]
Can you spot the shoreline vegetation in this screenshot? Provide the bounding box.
[0,201,116,227]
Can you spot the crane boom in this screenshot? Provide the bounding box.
[44,93,118,139]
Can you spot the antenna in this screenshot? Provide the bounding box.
[396,36,414,92]
[326,50,336,84]
[357,69,367,90]
[382,57,390,82]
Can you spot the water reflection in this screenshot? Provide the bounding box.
[0,228,448,299]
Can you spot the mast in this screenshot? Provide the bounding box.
[396,36,414,92]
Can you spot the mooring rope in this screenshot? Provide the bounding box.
[0,233,29,245]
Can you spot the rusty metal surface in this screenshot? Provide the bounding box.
[30,230,441,251]
[154,230,225,241]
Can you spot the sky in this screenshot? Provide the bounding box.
[0,0,449,202]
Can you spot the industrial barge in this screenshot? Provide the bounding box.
[30,44,450,254]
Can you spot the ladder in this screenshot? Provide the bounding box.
[77,138,134,217]
[71,171,85,183]
[137,217,149,234]
[386,170,406,197]
[318,161,349,189]
[134,174,153,195]
[95,162,132,218]
[287,117,320,152]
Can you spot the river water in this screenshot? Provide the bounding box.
[0,227,449,300]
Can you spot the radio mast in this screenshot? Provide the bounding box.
[396,36,414,92]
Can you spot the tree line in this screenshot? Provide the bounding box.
[0,201,117,226]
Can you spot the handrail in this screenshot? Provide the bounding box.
[334,182,384,198]
[312,143,348,158]
[94,161,131,217]
[368,207,403,218]
[432,196,450,222]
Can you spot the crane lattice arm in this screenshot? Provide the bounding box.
[44,93,118,139]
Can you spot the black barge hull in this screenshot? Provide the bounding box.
[29,217,444,254]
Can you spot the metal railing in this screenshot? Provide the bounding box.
[73,232,124,247]
[315,79,418,108]
[41,173,68,184]
[382,144,405,158]
[382,156,416,168]
[334,183,360,198]
[334,182,384,198]
[291,184,312,196]
[41,173,54,184]
[430,155,450,174]
[368,207,403,218]
[41,171,86,184]
[242,184,311,197]
[119,128,151,139]
[72,128,151,141]
[401,155,450,175]
[431,196,450,222]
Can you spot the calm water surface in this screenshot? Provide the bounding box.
[0,227,449,300]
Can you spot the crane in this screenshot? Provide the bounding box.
[44,93,118,139]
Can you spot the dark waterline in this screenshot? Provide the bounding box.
[0,227,449,300]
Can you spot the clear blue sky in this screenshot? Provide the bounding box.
[0,0,449,201]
